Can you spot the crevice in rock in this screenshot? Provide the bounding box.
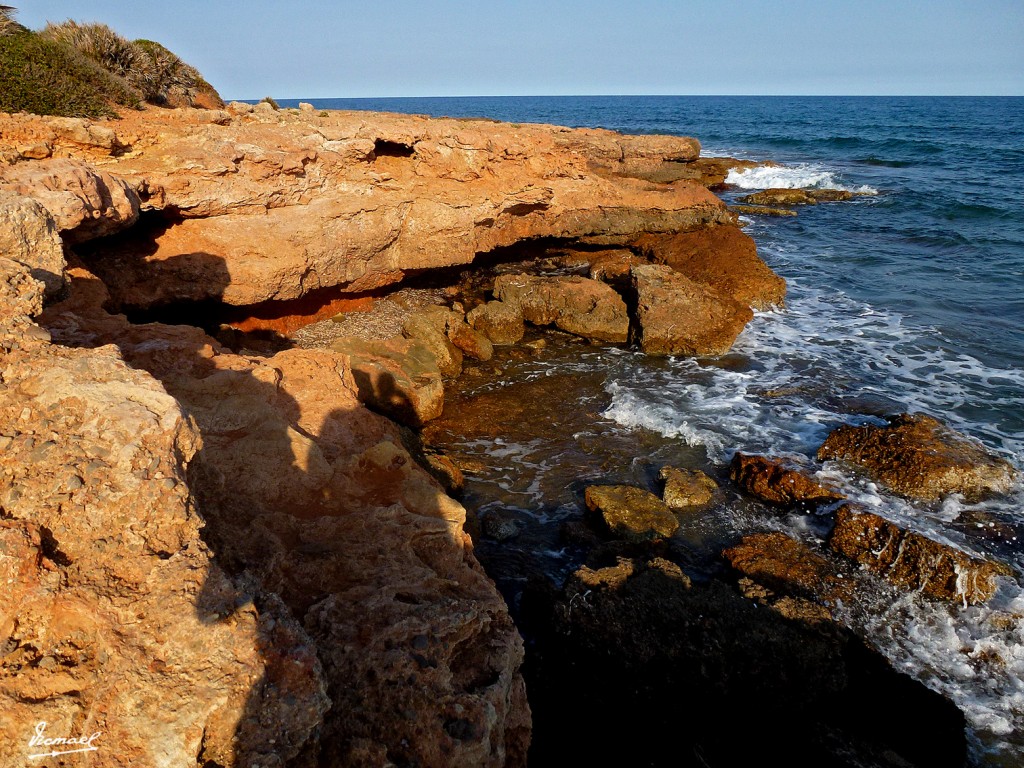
[373,139,415,158]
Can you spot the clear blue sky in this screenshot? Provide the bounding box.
[14,1,1024,98]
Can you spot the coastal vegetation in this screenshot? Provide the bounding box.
[0,6,221,118]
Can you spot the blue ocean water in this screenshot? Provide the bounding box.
[288,96,1024,760]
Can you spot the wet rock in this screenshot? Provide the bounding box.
[817,413,1019,501]
[584,485,679,542]
[0,191,66,301]
[421,449,465,494]
[729,452,845,508]
[728,203,798,218]
[494,273,629,343]
[466,300,525,345]
[738,188,818,206]
[723,532,854,608]
[526,555,967,768]
[659,465,717,508]
[829,505,1011,605]
[631,225,786,310]
[632,264,752,356]
[482,510,524,541]
[448,317,494,361]
[331,336,444,428]
[807,188,855,202]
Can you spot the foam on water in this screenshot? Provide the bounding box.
[725,163,879,194]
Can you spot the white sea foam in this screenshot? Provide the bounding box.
[725,164,878,194]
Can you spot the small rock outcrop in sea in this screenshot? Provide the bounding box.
[659,465,717,508]
[829,505,1011,605]
[728,203,798,218]
[730,452,845,508]
[737,187,857,207]
[817,413,1019,501]
[584,485,680,541]
[631,263,752,356]
[494,273,629,343]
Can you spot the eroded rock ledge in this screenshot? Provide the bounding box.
[0,105,770,766]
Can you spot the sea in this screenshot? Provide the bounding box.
[283,96,1024,764]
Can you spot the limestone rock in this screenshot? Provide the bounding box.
[738,188,818,206]
[587,248,647,283]
[632,225,786,310]
[467,300,525,345]
[729,453,845,508]
[332,336,444,428]
[584,485,679,542]
[659,465,717,508]
[807,189,855,202]
[448,316,494,361]
[404,312,464,378]
[632,264,752,356]
[494,273,629,343]
[729,204,798,218]
[817,413,1019,501]
[829,505,1011,605]
[723,532,853,607]
[0,191,65,300]
[0,159,142,243]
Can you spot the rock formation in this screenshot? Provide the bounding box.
[729,452,845,508]
[817,413,1019,501]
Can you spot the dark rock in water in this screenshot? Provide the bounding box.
[738,188,818,206]
[466,299,525,346]
[493,273,629,343]
[524,555,967,768]
[631,264,753,356]
[723,531,854,610]
[584,485,679,542]
[729,203,798,218]
[659,465,717,508]
[421,450,465,494]
[632,225,787,310]
[806,188,855,202]
[817,413,1019,501]
[482,510,524,542]
[829,504,1011,605]
[730,452,845,508]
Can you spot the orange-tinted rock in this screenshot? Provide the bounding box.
[588,248,647,282]
[723,532,853,607]
[494,273,629,343]
[584,485,679,542]
[0,191,66,300]
[632,225,786,310]
[632,264,752,356]
[817,413,1019,501]
[729,453,845,508]
[829,505,1011,605]
[466,300,525,345]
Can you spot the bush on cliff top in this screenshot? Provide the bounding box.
[0,28,140,117]
[0,9,222,118]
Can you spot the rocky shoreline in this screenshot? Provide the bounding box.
[1,103,1016,766]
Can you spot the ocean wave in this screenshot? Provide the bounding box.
[725,164,878,194]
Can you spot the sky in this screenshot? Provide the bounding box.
[13,1,1024,99]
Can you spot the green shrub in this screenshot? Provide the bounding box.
[260,96,280,110]
[0,28,141,117]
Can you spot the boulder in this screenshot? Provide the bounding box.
[738,188,818,206]
[403,312,464,378]
[659,466,717,508]
[467,300,525,345]
[584,485,679,542]
[494,273,629,343]
[331,336,444,428]
[729,453,845,508]
[631,264,752,356]
[448,317,494,361]
[0,191,66,300]
[817,413,1019,501]
[829,505,1011,605]
[632,225,786,310]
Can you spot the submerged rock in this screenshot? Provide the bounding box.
[659,465,717,508]
[817,413,1019,501]
[729,452,845,508]
[829,505,1011,605]
[631,263,752,356]
[584,485,679,542]
[494,273,629,343]
[728,203,798,218]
